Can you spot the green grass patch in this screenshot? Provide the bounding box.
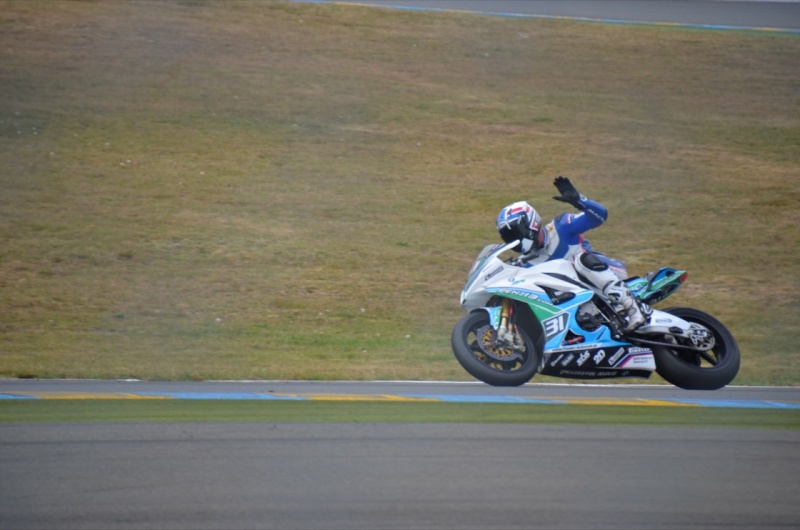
[1,1,798,384]
[1,400,798,429]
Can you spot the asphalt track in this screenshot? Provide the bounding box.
[2,378,800,407]
[2,380,800,529]
[313,0,800,33]
[2,422,798,530]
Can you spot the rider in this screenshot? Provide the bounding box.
[495,176,648,331]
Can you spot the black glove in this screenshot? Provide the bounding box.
[552,176,585,211]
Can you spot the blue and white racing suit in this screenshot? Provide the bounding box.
[522,196,627,279]
[522,196,646,330]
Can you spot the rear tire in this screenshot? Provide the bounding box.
[653,307,740,390]
[451,310,540,387]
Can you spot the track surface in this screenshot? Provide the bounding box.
[2,381,800,529]
[2,379,800,407]
[329,0,800,32]
[1,421,797,530]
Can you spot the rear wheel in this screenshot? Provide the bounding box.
[451,310,540,387]
[653,307,740,390]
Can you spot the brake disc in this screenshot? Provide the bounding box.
[688,323,716,351]
[476,326,523,362]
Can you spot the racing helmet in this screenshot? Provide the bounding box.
[496,201,542,254]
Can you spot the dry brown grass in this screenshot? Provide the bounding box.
[1,1,798,384]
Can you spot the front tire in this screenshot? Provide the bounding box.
[451,310,541,387]
[653,307,740,390]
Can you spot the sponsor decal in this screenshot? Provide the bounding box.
[605,347,654,368]
[608,348,626,365]
[494,288,554,305]
[543,313,568,339]
[485,266,504,281]
[593,350,606,364]
[542,345,656,378]
[584,205,604,223]
[627,355,652,365]
[508,277,525,285]
[560,370,591,377]
[558,369,619,378]
[544,223,557,243]
[576,351,590,367]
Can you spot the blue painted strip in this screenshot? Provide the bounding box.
[136,392,308,401]
[2,392,798,409]
[295,1,800,34]
[403,394,563,404]
[673,398,800,410]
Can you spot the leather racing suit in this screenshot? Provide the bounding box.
[522,196,647,331]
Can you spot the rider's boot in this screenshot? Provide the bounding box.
[603,280,648,331]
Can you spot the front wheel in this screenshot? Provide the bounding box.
[653,307,740,390]
[451,310,541,387]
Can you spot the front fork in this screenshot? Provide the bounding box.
[495,298,524,350]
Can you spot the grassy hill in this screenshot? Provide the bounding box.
[1,0,798,385]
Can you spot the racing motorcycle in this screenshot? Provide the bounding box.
[451,241,740,389]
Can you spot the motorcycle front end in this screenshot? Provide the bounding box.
[453,241,543,386]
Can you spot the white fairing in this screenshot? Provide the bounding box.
[455,240,733,386]
[460,243,581,312]
[638,309,716,351]
[458,241,680,383]
[637,310,694,336]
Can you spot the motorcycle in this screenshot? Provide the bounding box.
[451,241,740,389]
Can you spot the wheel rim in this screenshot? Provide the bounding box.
[466,324,529,372]
[667,319,728,370]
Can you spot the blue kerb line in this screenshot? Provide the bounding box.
[404,394,561,404]
[136,392,307,400]
[673,398,800,410]
[294,0,800,34]
[2,392,799,409]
